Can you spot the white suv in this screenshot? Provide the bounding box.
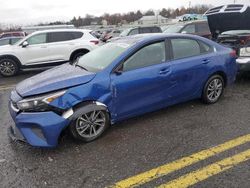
[0,29,99,77]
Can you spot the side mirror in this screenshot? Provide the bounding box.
[114,64,123,75]
[181,31,187,34]
[22,41,29,48]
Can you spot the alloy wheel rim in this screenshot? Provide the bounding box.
[76,110,106,138]
[0,61,15,76]
[207,78,223,102]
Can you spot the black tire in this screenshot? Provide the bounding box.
[0,58,19,77]
[69,106,110,142]
[202,75,225,104]
[71,51,87,63]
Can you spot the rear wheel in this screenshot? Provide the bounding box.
[70,109,109,142]
[0,58,19,77]
[202,75,225,104]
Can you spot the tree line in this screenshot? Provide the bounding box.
[1,4,212,31]
[40,4,212,27]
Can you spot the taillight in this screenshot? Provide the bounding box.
[230,50,237,58]
[240,36,250,45]
[90,40,99,45]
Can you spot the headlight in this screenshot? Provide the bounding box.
[17,90,66,112]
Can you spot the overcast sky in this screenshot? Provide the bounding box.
[0,0,249,25]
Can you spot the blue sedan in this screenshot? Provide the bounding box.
[9,34,237,147]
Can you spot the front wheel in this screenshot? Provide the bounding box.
[70,109,109,142]
[0,58,19,77]
[202,75,225,104]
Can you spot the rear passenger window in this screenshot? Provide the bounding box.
[0,39,10,45]
[151,27,161,33]
[171,38,201,59]
[182,24,195,33]
[140,28,151,34]
[71,32,83,39]
[197,23,210,33]
[199,41,213,53]
[48,32,83,43]
[128,29,139,36]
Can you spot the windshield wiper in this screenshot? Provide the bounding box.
[75,64,88,71]
[73,59,88,71]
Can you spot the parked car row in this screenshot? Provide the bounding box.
[0,31,26,39]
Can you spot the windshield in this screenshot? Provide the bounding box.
[120,29,131,37]
[221,30,250,35]
[77,42,131,72]
[164,25,184,33]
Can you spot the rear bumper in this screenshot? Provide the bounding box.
[237,57,250,72]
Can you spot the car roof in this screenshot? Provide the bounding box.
[112,33,207,45]
[126,26,161,30]
[176,20,208,25]
[0,36,23,40]
[30,29,92,35]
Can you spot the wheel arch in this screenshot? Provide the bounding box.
[69,48,90,62]
[58,100,110,142]
[210,71,227,87]
[69,100,110,121]
[0,54,22,68]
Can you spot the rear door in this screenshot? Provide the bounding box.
[110,40,172,119]
[167,37,213,102]
[47,31,83,62]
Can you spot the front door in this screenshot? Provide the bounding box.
[18,33,50,66]
[110,41,173,120]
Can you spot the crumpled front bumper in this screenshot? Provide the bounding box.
[9,105,70,148]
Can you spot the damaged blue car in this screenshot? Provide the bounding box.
[9,34,237,147]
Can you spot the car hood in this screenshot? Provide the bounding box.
[0,44,15,53]
[206,7,250,38]
[16,63,96,97]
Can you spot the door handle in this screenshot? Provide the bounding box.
[202,59,210,64]
[159,68,170,75]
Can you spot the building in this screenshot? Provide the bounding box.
[137,15,168,25]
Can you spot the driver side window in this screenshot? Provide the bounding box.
[123,41,166,72]
[27,33,47,45]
